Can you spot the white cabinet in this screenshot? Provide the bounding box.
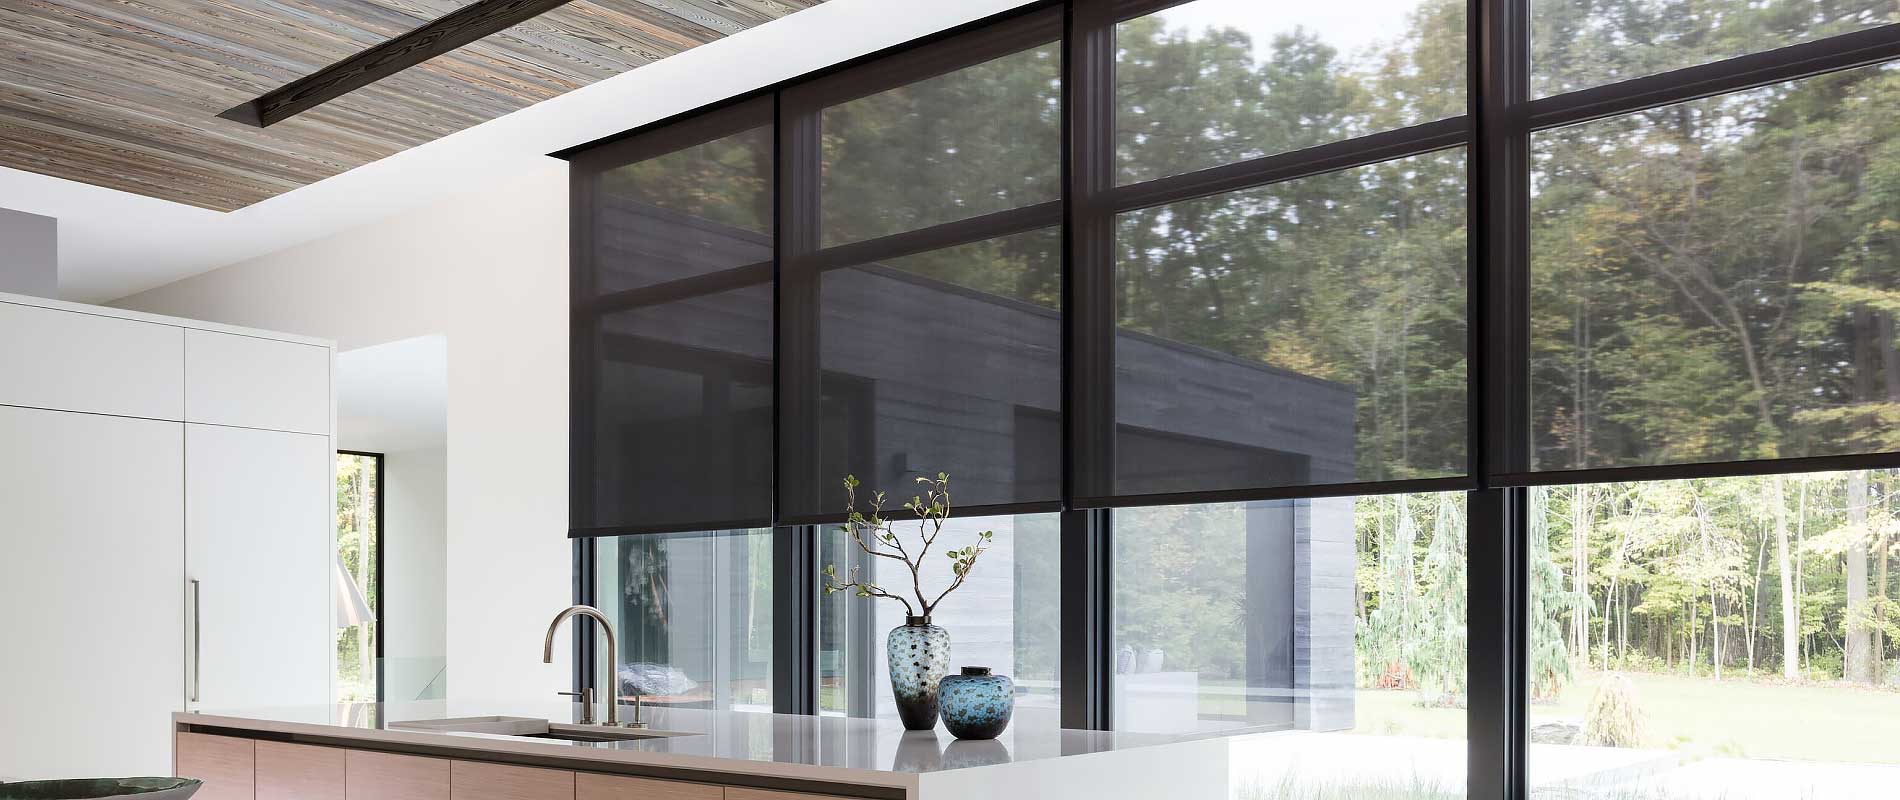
[187,423,334,710]
[0,298,184,420]
[186,329,330,435]
[0,294,334,781]
[0,405,184,780]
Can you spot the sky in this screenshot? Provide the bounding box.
[1142,0,1428,62]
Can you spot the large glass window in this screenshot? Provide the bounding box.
[805,231,1063,516]
[1525,472,1900,798]
[1116,0,1467,184]
[819,512,1061,720]
[780,15,1067,520]
[573,100,775,532]
[1532,0,1899,97]
[587,125,772,295]
[1531,62,1900,471]
[596,530,774,712]
[819,40,1060,246]
[1113,494,1467,797]
[335,451,381,704]
[1114,149,1469,496]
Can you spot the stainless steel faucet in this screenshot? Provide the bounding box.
[542,605,620,726]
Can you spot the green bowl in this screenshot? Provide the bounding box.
[0,778,201,800]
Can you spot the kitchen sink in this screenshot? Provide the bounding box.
[388,716,689,742]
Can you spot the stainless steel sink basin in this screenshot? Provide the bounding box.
[388,716,689,743]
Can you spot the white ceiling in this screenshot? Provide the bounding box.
[337,335,449,452]
[0,0,1034,305]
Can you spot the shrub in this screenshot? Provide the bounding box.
[1581,672,1647,748]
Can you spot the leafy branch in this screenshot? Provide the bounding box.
[821,472,995,618]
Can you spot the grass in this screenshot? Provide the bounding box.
[1340,670,1900,765]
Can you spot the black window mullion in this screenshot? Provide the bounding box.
[1067,0,1116,506]
[776,89,825,526]
[1478,0,1532,485]
[805,201,1063,273]
[571,536,597,697]
[1058,508,1112,730]
[1472,0,1529,796]
[1524,22,1900,133]
[1105,118,1470,216]
[1061,0,1115,733]
[771,524,817,715]
[1467,487,1528,800]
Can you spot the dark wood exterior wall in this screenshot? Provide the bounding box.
[586,198,1357,517]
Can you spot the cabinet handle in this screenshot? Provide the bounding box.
[190,578,201,703]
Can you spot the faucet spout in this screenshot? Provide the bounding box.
[543,605,619,726]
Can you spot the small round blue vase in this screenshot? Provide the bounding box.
[938,666,1013,740]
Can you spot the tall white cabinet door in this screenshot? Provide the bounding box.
[187,424,332,711]
[185,329,330,435]
[0,406,184,780]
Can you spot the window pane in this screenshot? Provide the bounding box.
[782,229,1063,519]
[1531,63,1900,471]
[820,43,1061,246]
[820,513,1061,721]
[596,530,773,712]
[335,452,379,704]
[1533,0,1898,97]
[589,285,773,529]
[589,125,772,295]
[1113,494,1466,797]
[1114,149,1468,496]
[1526,473,1900,798]
[1116,0,1466,184]
[575,104,775,531]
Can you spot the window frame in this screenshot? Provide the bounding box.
[559,3,1900,797]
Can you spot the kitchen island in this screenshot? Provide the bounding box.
[173,699,1239,800]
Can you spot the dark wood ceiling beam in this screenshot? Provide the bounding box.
[220,0,582,128]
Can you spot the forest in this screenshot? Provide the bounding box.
[1101,0,1900,753]
[608,0,1900,712]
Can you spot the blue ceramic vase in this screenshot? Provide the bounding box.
[887,616,951,730]
[938,666,1013,740]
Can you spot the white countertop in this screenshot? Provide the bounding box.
[175,698,1215,796]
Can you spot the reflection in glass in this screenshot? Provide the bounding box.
[596,530,773,712]
[820,43,1060,245]
[592,286,773,530]
[1114,149,1468,495]
[1533,0,1898,97]
[1525,473,1900,798]
[590,125,772,295]
[819,513,1060,721]
[1113,494,1467,797]
[787,230,1062,518]
[1531,62,1900,471]
[578,108,775,531]
[1116,0,1466,184]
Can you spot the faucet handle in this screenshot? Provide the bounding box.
[556,689,597,725]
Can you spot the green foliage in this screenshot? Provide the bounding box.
[1581,673,1649,748]
[334,453,378,702]
[821,473,995,618]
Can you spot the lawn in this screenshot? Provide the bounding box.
[1348,670,1900,765]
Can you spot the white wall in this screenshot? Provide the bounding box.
[115,161,571,702]
[386,445,449,701]
[1,207,56,297]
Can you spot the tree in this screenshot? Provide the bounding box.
[1774,473,1799,680]
[1846,470,1876,683]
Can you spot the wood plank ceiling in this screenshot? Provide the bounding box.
[0,0,822,211]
